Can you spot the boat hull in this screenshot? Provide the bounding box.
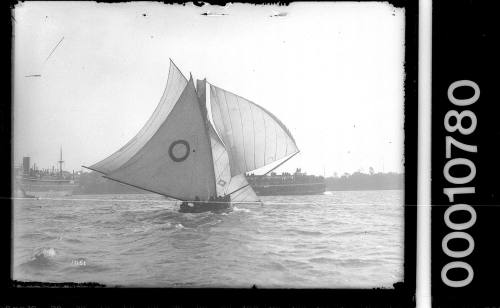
[15,178,78,198]
[179,201,231,213]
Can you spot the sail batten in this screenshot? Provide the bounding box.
[209,83,299,176]
[102,175,183,201]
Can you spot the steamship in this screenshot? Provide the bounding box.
[14,149,78,198]
[246,168,326,196]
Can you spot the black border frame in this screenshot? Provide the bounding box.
[431,1,500,306]
[2,1,418,306]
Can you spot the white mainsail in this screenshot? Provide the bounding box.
[209,84,299,177]
[89,60,187,174]
[105,77,217,200]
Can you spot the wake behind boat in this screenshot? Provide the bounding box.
[84,60,299,213]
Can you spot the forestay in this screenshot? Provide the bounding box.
[210,84,299,177]
[89,60,188,174]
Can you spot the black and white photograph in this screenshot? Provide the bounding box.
[10,0,413,298]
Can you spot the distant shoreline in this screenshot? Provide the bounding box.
[75,171,404,195]
[73,188,404,196]
[325,188,404,192]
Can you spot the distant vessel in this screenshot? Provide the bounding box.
[14,149,78,197]
[247,168,326,196]
[84,60,299,213]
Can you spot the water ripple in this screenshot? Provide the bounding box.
[13,191,404,288]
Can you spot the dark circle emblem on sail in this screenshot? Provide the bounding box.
[168,140,190,162]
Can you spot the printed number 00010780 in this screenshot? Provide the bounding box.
[441,80,480,288]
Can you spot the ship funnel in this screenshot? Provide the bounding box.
[22,157,30,175]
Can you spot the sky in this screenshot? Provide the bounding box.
[13,2,405,177]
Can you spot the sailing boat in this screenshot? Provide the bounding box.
[84,60,299,213]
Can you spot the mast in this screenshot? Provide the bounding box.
[196,78,218,196]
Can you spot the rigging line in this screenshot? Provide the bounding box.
[82,165,106,175]
[231,187,248,201]
[231,183,248,199]
[235,96,248,172]
[11,196,269,204]
[44,36,64,63]
[231,187,244,198]
[9,197,339,205]
[102,175,184,201]
[226,150,300,196]
[10,197,180,203]
[231,201,261,205]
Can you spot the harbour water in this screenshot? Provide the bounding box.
[13,190,404,288]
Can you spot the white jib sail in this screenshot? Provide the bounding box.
[208,122,259,202]
[89,60,188,174]
[209,84,299,177]
[105,77,217,201]
[227,174,259,203]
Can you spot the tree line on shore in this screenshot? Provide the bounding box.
[325,171,403,191]
[75,170,404,195]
